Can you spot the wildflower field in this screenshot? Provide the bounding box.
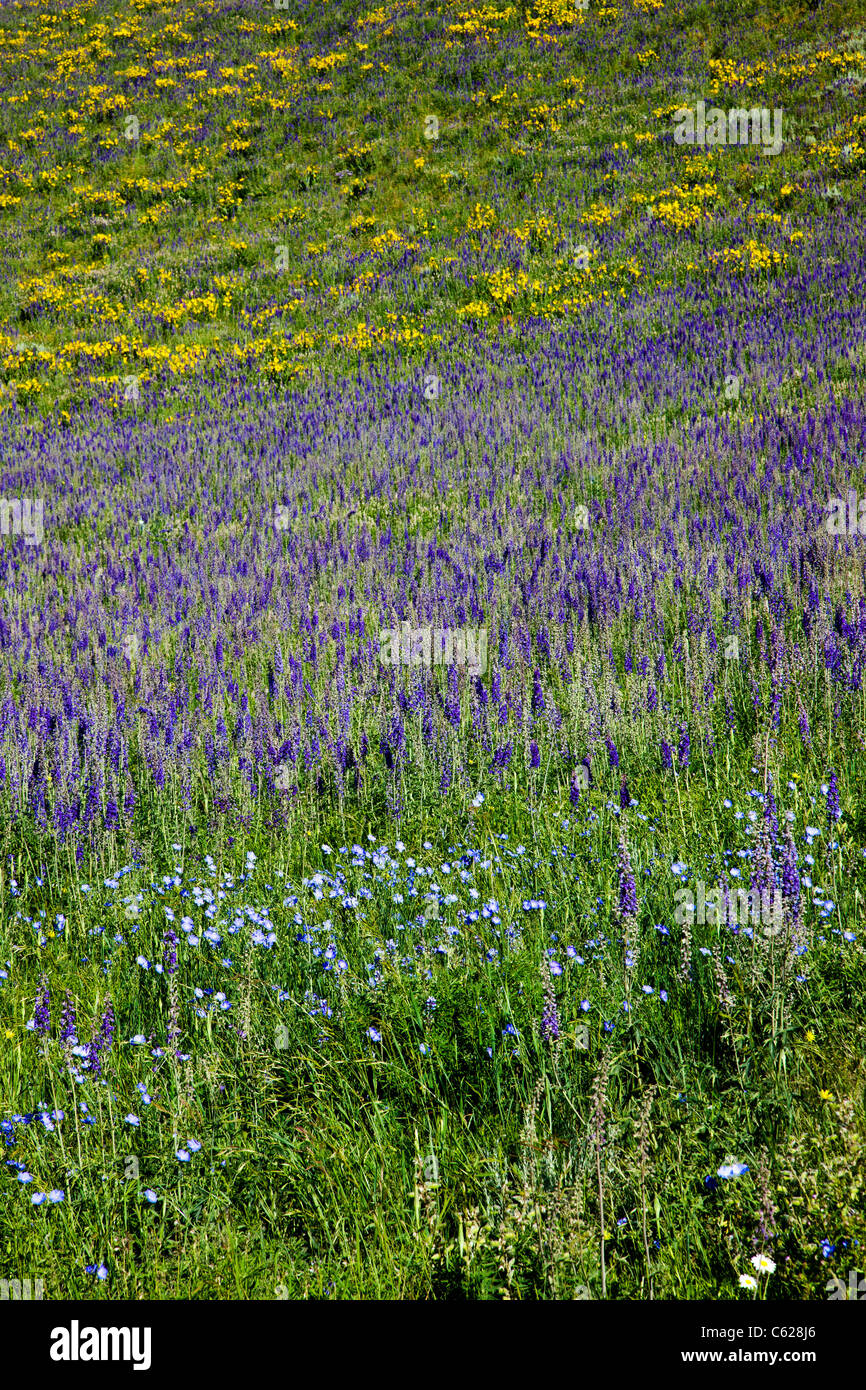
[1,0,866,1308]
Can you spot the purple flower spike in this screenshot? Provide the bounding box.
[34,975,50,1037]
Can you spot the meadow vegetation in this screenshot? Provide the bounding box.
[0,0,865,1299]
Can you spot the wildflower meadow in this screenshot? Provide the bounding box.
[0,0,865,1328]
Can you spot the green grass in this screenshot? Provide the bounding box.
[1,0,865,1302]
[1,0,864,418]
[1,742,864,1299]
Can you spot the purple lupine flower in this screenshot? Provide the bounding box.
[826,771,841,823]
[540,963,559,1044]
[444,666,461,728]
[570,769,582,806]
[661,739,673,770]
[163,928,178,975]
[617,833,638,941]
[59,991,77,1046]
[99,998,115,1052]
[677,726,690,769]
[490,741,512,771]
[764,782,780,843]
[88,997,115,1076]
[798,701,811,750]
[750,819,777,915]
[724,695,735,732]
[34,975,50,1037]
[606,736,619,769]
[529,740,541,769]
[619,777,631,809]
